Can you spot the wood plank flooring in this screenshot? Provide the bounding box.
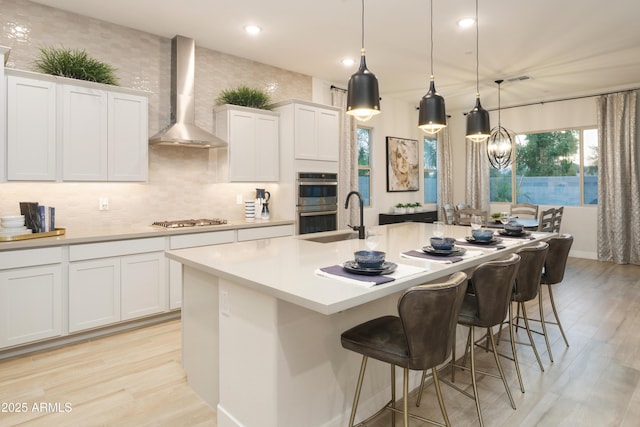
[0,257,639,426]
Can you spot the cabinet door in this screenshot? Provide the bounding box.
[7,76,57,181]
[68,258,121,332]
[228,110,256,181]
[316,108,339,161]
[293,104,318,160]
[169,259,182,309]
[121,252,166,320]
[254,114,279,181]
[0,265,62,347]
[108,92,148,181]
[62,85,108,181]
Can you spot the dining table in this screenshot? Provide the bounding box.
[166,222,554,427]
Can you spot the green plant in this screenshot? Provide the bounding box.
[395,203,406,208]
[34,46,118,85]
[216,85,271,109]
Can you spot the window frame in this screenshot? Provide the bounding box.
[357,126,372,207]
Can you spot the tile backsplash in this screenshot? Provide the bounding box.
[0,0,310,230]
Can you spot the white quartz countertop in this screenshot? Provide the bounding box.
[166,222,552,315]
[0,218,294,251]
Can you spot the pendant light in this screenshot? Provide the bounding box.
[346,0,380,122]
[465,0,490,142]
[487,79,513,169]
[418,0,447,135]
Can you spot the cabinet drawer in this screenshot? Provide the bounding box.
[170,230,235,249]
[236,225,294,241]
[0,247,63,270]
[69,237,165,261]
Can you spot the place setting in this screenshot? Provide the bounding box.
[497,219,536,240]
[401,236,483,264]
[316,236,427,287]
[455,227,507,250]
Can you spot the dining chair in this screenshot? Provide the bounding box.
[435,253,521,427]
[442,203,456,225]
[456,208,487,226]
[341,272,467,427]
[537,208,555,232]
[510,202,539,219]
[552,206,564,232]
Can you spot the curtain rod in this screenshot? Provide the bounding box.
[484,86,640,113]
[330,84,347,93]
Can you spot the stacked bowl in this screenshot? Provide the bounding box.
[0,215,32,237]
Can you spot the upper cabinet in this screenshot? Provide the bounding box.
[215,104,279,182]
[5,69,149,182]
[272,100,340,162]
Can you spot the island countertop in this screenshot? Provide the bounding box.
[166,222,550,315]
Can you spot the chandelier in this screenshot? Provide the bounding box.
[487,79,513,169]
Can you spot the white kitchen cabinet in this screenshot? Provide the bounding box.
[0,46,9,181]
[0,247,62,348]
[68,237,166,332]
[272,100,340,162]
[215,104,279,182]
[236,224,294,241]
[6,75,57,181]
[5,69,149,182]
[68,258,120,333]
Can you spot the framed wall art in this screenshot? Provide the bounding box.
[386,136,419,192]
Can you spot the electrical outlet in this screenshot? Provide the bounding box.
[99,197,109,211]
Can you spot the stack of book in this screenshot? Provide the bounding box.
[19,202,56,233]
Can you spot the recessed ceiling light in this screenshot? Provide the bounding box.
[457,17,475,28]
[342,58,355,67]
[244,25,261,35]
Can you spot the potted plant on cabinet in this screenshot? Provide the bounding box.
[394,203,407,214]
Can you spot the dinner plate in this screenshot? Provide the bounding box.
[421,246,467,256]
[343,260,398,276]
[465,236,503,245]
[499,230,531,237]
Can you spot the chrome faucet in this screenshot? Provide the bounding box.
[345,191,365,239]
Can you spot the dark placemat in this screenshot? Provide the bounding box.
[402,250,464,263]
[455,240,506,249]
[319,265,395,285]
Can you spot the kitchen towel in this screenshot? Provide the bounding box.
[315,263,427,288]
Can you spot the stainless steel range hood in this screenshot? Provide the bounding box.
[149,35,226,148]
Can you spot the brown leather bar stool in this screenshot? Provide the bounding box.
[340,272,468,427]
[442,253,521,427]
[538,234,573,362]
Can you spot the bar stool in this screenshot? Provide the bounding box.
[340,272,468,427]
[538,234,573,362]
[444,253,521,427]
[503,242,550,383]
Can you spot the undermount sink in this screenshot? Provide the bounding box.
[302,232,360,243]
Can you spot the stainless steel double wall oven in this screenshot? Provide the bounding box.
[297,172,338,234]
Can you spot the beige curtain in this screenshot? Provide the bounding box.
[331,88,358,229]
[596,90,639,265]
[465,137,490,212]
[436,124,454,220]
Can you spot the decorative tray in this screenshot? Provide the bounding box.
[0,228,66,242]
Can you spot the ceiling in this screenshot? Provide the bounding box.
[31,0,640,113]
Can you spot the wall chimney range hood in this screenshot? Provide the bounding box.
[149,35,226,148]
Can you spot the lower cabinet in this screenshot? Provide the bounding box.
[68,238,166,333]
[0,248,62,348]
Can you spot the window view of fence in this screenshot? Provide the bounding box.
[490,128,598,206]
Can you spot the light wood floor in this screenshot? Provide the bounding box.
[1,258,639,426]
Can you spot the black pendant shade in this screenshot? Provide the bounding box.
[466,95,490,142]
[418,77,446,134]
[346,51,380,122]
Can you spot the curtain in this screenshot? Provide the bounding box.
[436,124,454,221]
[596,91,639,265]
[331,88,358,229]
[465,137,490,212]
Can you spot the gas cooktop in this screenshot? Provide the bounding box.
[152,218,228,228]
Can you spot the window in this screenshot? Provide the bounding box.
[423,137,437,203]
[489,128,598,206]
[357,127,371,206]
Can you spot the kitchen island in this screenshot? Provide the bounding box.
[166,222,552,427]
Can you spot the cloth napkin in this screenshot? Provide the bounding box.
[315,263,427,288]
[498,232,536,240]
[400,248,484,264]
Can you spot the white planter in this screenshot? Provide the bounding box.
[407,207,415,214]
[394,207,407,214]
